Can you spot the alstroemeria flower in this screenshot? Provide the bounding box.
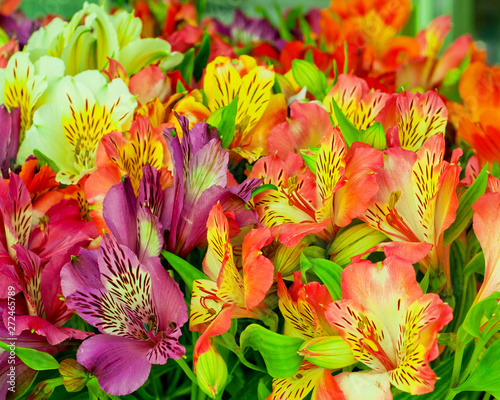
[17,70,137,184]
[85,115,172,232]
[323,74,391,131]
[25,3,182,76]
[0,173,97,344]
[203,55,279,161]
[451,62,500,167]
[0,104,19,178]
[0,51,64,142]
[268,101,331,160]
[396,16,478,91]
[471,192,500,303]
[61,235,188,396]
[190,203,275,362]
[161,115,260,256]
[268,272,355,400]
[251,128,383,247]
[377,90,448,152]
[363,134,461,284]
[325,256,453,397]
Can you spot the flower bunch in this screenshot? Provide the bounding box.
[1,1,500,399]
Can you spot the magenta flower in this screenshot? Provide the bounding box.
[161,116,260,257]
[61,235,188,395]
[0,173,97,345]
[0,105,20,179]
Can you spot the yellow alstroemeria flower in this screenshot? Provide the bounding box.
[0,51,65,142]
[17,70,137,185]
[203,55,279,162]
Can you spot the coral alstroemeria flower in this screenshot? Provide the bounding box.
[190,203,275,361]
[363,135,461,282]
[325,256,453,397]
[17,70,137,184]
[323,74,391,131]
[378,90,448,152]
[85,116,172,232]
[61,235,188,396]
[267,272,355,400]
[268,101,331,160]
[453,62,500,167]
[0,173,97,345]
[251,128,383,247]
[203,55,277,161]
[472,192,500,303]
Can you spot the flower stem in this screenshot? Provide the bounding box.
[175,357,198,384]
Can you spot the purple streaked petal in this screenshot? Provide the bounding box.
[147,257,188,331]
[60,248,101,298]
[77,334,153,396]
[138,165,165,220]
[103,177,138,251]
[0,105,20,179]
[136,206,163,263]
[146,328,185,364]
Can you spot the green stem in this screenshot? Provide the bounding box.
[175,357,198,384]
[459,339,486,384]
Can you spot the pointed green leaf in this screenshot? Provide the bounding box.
[194,32,210,81]
[161,250,208,291]
[329,96,361,147]
[455,339,500,395]
[462,292,500,340]
[33,149,60,172]
[0,341,59,370]
[464,251,485,277]
[308,258,343,301]
[207,95,238,148]
[240,324,304,379]
[177,47,194,83]
[300,146,320,174]
[251,184,278,199]
[444,165,488,245]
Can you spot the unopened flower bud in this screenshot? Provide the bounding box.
[59,359,89,392]
[298,336,356,369]
[196,346,228,399]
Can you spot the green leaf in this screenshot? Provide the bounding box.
[360,122,386,150]
[455,339,500,395]
[300,146,320,174]
[207,95,238,148]
[443,165,488,245]
[240,324,304,379]
[462,292,500,340]
[307,258,343,300]
[463,251,485,277]
[0,341,60,370]
[177,47,194,83]
[329,97,361,147]
[33,149,60,173]
[161,250,208,291]
[251,184,278,199]
[291,59,327,101]
[193,32,210,81]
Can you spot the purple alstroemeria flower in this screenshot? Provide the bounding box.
[0,11,40,47]
[0,105,20,179]
[216,9,286,51]
[155,116,261,257]
[0,173,97,345]
[61,235,188,396]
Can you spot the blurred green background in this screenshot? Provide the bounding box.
[19,0,500,63]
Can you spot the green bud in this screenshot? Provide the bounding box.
[196,346,228,399]
[360,122,387,150]
[292,60,327,101]
[59,359,90,392]
[298,336,356,369]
